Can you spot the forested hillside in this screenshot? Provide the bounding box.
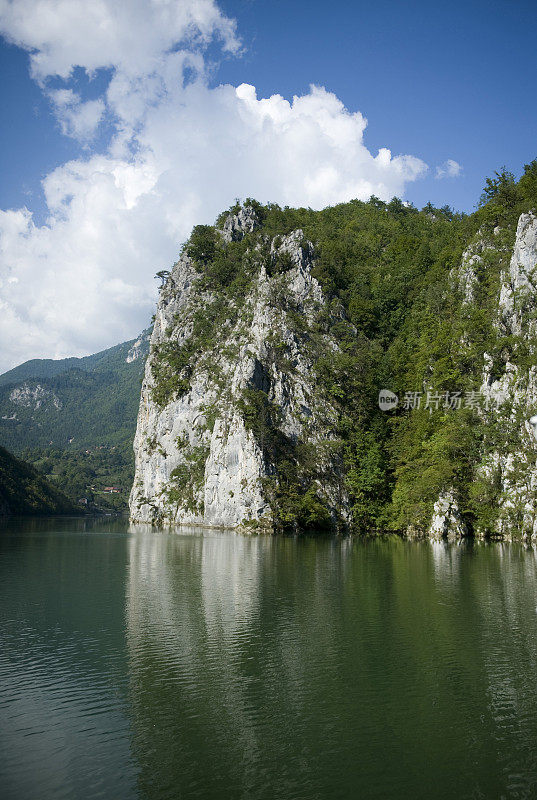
[0,330,150,512]
[0,445,78,517]
[131,161,537,537]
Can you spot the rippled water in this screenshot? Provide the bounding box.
[2,518,537,799]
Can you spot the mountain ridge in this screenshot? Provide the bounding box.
[0,330,151,388]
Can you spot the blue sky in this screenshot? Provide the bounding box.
[220,0,537,211]
[0,0,536,369]
[2,0,536,217]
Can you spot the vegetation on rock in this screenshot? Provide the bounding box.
[143,160,537,536]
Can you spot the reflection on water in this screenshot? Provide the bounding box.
[125,531,537,800]
[2,521,537,799]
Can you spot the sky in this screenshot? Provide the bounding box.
[0,0,536,372]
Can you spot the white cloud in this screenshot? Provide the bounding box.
[436,159,462,179]
[0,0,240,80]
[0,0,430,372]
[49,89,105,140]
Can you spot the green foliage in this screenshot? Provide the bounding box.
[151,295,243,406]
[165,444,210,515]
[151,231,262,408]
[185,225,219,265]
[186,225,256,293]
[476,160,537,228]
[238,387,280,445]
[518,159,537,208]
[267,249,295,277]
[155,269,170,286]
[199,403,219,433]
[0,445,78,516]
[238,386,334,532]
[479,167,518,208]
[343,424,388,532]
[268,481,333,533]
[0,331,150,513]
[22,444,134,513]
[389,409,481,531]
[151,340,193,407]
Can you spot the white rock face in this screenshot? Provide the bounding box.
[221,205,259,243]
[456,241,484,305]
[498,211,537,335]
[440,211,537,540]
[9,383,62,410]
[126,329,151,363]
[130,210,348,529]
[203,413,269,527]
[428,491,468,541]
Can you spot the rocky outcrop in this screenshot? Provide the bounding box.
[130,207,348,530]
[126,329,152,364]
[454,224,508,307]
[221,205,260,243]
[498,212,537,335]
[9,384,62,411]
[130,198,537,541]
[432,211,537,541]
[428,491,468,541]
[456,240,484,305]
[479,212,537,539]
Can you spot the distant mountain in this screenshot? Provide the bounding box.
[0,329,151,512]
[0,445,78,517]
[0,330,151,452]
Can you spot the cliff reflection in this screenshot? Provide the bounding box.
[125,531,537,800]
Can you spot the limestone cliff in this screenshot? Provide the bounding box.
[130,208,349,531]
[477,211,537,538]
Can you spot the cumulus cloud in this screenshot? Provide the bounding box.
[436,159,462,179]
[0,0,430,371]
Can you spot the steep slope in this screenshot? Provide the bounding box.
[435,210,537,538]
[130,199,468,532]
[131,217,350,531]
[388,163,537,540]
[0,445,78,517]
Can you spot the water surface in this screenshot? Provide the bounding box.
[2,517,537,799]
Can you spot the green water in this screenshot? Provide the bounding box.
[2,518,537,799]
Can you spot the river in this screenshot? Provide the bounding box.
[1,517,537,799]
